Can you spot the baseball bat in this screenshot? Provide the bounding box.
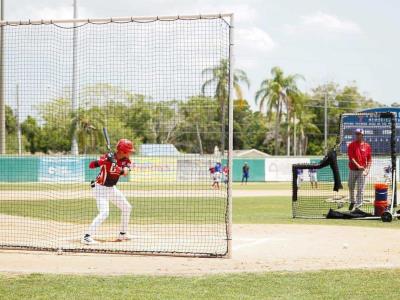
[103,127,112,152]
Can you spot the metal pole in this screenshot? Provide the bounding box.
[0,14,234,26]
[226,14,234,259]
[294,112,297,156]
[16,83,21,155]
[70,0,79,155]
[324,91,328,154]
[0,0,5,154]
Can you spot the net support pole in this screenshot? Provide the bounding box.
[70,0,79,155]
[16,83,21,155]
[226,14,234,259]
[0,0,5,154]
[324,90,328,154]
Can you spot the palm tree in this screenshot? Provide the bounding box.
[255,67,303,155]
[292,94,320,155]
[201,59,250,152]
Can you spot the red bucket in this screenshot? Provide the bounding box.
[374,201,388,216]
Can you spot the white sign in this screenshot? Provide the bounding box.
[265,157,310,182]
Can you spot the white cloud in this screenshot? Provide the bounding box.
[303,12,361,33]
[236,27,276,69]
[21,4,91,21]
[285,12,362,35]
[237,27,276,53]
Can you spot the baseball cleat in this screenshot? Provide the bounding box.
[81,234,98,245]
[117,232,133,241]
[348,203,355,211]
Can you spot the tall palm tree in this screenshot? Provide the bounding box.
[255,67,303,155]
[201,59,250,152]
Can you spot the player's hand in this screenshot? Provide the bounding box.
[363,169,369,176]
[122,167,130,176]
[117,166,129,176]
[358,166,365,171]
[106,152,116,164]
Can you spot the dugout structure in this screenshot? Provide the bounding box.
[293,112,398,220]
[0,14,234,257]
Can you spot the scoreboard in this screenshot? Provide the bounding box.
[340,112,397,155]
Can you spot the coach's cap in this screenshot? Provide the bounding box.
[354,128,364,135]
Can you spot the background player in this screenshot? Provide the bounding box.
[241,162,250,185]
[297,168,304,188]
[309,168,318,189]
[81,139,135,245]
[222,165,229,185]
[384,165,392,185]
[211,162,222,190]
[347,128,371,211]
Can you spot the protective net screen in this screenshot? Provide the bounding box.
[293,112,396,219]
[0,16,232,257]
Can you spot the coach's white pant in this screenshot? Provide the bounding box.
[87,183,132,236]
[348,170,366,206]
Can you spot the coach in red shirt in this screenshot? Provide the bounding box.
[347,128,371,211]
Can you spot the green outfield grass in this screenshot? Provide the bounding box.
[234,196,400,228]
[0,181,398,191]
[1,269,400,300]
[0,197,227,225]
[1,196,399,228]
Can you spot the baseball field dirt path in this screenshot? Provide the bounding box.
[0,224,399,276]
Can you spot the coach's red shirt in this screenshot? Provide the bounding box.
[89,153,132,187]
[347,141,371,171]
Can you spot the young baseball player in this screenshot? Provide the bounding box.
[309,168,318,189]
[81,139,135,245]
[209,166,216,189]
[222,165,229,185]
[384,165,392,185]
[213,162,222,190]
[297,168,304,188]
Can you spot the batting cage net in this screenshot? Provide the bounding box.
[0,15,233,257]
[293,112,397,220]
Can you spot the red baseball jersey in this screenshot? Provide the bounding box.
[347,141,371,171]
[89,153,132,187]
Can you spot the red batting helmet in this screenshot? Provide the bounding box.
[116,139,134,153]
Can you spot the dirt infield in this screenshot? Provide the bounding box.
[0,224,399,276]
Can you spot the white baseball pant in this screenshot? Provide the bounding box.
[87,183,132,236]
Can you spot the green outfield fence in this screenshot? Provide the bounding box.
[2,156,396,183]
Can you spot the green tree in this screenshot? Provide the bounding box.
[5,105,18,153]
[124,97,156,144]
[307,82,382,154]
[201,59,250,152]
[291,94,320,155]
[151,101,179,144]
[176,96,220,154]
[75,107,105,154]
[38,98,72,153]
[21,116,41,154]
[255,66,303,155]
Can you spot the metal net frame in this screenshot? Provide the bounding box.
[0,14,234,257]
[293,112,397,221]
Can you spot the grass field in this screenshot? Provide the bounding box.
[1,269,400,300]
[1,196,399,228]
[1,184,400,299]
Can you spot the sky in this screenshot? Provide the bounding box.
[6,0,400,110]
